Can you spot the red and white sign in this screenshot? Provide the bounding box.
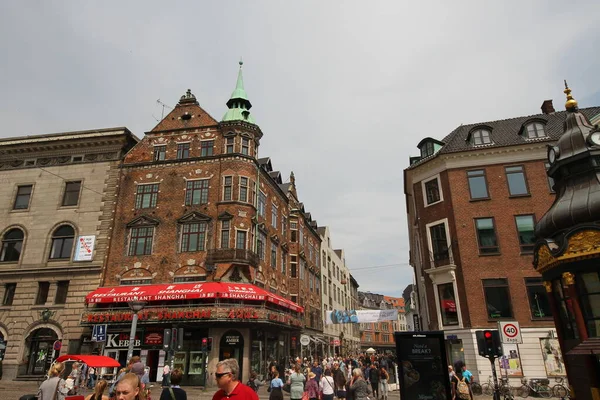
[86,282,304,313]
[498,321,523,344]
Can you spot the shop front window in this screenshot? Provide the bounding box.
[438,282,459,326]
[577,272,600,337]
[446,339,465,367]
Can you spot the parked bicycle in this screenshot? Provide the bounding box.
[480,376,515,397]
[517,378,551,398]
[552,377,570,399]
[471,379,483,396]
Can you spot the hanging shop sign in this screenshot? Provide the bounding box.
[105,333,142,349]
[225,334,241,345]
[144,331,164,345]
[74,235,96,261]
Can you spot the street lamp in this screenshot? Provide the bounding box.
[127,300,147,361]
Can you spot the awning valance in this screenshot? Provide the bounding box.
[86,282,303,313]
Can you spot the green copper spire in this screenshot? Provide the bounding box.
[222,59,256,124]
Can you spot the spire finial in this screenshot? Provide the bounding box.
[239,57,243,67]
[564,80,578,111]
[290,171,295,185]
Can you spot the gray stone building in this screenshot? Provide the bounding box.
[0,128,137,379]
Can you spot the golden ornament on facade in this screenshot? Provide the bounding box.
[535,229,600,273]
[543,281,552,293]
[562,272,575,285]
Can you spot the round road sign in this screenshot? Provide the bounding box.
[53,340,62,351]
[503,323,518,338]
[300,335,310,346]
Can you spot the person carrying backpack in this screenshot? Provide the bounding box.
[451,361,471,400]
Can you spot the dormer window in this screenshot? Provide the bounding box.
[525,122,546,139]
[471,129,492,146]
[420,142,434,158]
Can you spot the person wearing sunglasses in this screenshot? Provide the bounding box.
[212,358,259,400]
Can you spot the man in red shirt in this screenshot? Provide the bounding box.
[212,358,259,400]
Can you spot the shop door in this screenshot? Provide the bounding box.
[219,330,244,375]
[146,350,159,382]
[26,328,58,375]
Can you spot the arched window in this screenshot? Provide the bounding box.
[471,129,492,145]
[49,225,75,259]
[1,228,24,262]
[525,122,546,139]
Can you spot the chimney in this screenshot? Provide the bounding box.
[541,100,555,114]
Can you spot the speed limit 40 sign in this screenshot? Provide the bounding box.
[498,321,523,344]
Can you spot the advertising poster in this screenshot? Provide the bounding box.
[73,235,96,261]
[540,338,566,376]
[497,343,523,377]
[395,331,451,400]
[325,309,397,324]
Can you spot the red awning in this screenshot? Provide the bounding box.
[55,355,121,368]
[86,282,304,313]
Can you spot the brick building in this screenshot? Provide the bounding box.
[404,99,600,384]
[0,128,137,379]
[358,292,403,353]
[84,63,321,386]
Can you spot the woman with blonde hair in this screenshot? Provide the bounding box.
[85,379,109,400]
[115,372,147,400]
[37,362,69,400]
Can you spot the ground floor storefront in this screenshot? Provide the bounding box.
[443,327,565,386]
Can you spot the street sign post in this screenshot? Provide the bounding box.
[92,324,107,342]
[498,321,522,344]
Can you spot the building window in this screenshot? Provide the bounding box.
[291,222,297,242]
[128,226,154,256]
[515,215,535,253]
[282,216,287,240]
[471,129,492,145]
[281,252,287,274]
[291,295,298,304]
[174,275,207,283]
[258,192,266,217]
[49,225,75,259]
[3,283,16,306]
[154,145,166,161]
[429,223,449,264]
[180,223,207,252]
[186,180,209,205]
[271,206,278,228]
[177,143,191,159]
[467,170,489,199]
[475,218,499,254]
[239,177,248,202]
[545,163,555,193]
[120,278,152,286]
[35,281,50,305]
[438,283,459,326]
[55,280,69,305]
[576,272,600,337]
[424,177,441,205]
[420,141,434,158]
[135,184,159,209]
[291,255,298,278]
[13,185,33,210]
[505,165,529,196]
[61,181,82,207]
[241,138,250,155]
[1,228,24,262]
[525,277,552,319]
[271,242,277,269]
[257,231,266,260]
[226,137,234,154]
[200,140,214,157]
[483,278,513,319]
[223,176,232,201]
[525,122,546,139]
[221,220,230,248]
[236,231,247,249]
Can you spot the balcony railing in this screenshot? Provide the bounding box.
[206,248,260,268]
[429,247,455,268]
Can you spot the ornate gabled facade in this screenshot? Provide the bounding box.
[0,128,137,379]
[85,63,322,386]
[533,84,600,400]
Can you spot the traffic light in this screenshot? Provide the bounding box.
[207,337,213,351]
[163,328,172,350]
[476,330,503,358]
[176,328,184,350]
[202,337,208,351]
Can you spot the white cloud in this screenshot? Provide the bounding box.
[0,0,599,296]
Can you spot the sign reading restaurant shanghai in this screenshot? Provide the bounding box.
[325,309,398,325]
[85,282,303,312]
[73,235,96,261]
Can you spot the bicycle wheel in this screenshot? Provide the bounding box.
[482,384,494,397]
[553,384,568,398]
[517,385,529,398]
[471,382,483,396]
[538,385,552,398]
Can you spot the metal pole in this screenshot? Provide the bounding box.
[127,311,139,361]
[490,357,500,400]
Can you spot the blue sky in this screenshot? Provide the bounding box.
[0,1,599,297]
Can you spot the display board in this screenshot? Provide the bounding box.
[395,331,451,400]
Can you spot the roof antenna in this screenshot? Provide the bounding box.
[156,99,173,120]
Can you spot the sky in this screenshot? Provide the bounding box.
[0,1,599,297]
